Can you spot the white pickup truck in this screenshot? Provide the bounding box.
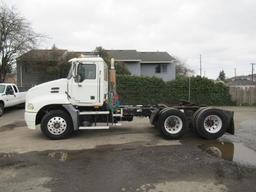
[0,83,26,116]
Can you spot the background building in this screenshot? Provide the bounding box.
[16,49,176,90]
[108,50,176,81]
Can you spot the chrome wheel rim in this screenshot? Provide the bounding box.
[203,115,222,134]
[47,117,67,135]
[164,115,183,134]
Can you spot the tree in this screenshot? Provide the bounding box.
[174,57,194,76]
[0,3,42,82]
[95,46,130,75]
[217,70,226,81]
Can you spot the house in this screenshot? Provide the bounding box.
[227,79,256,88]
[4,74,17,84]
[16,49,96,89]
[16,49,176,90]
[107,50,176,81]
[228,74,256,82]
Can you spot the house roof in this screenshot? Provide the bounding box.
[139,52,174,62]
[17,49,97,63]
[107,50,174,63]
[227,79,256,86]
[17,49,68,62]
[107,50,140,61]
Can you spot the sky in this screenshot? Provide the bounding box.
[6,0,256,79]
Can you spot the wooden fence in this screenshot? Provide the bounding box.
[229,86,256,105]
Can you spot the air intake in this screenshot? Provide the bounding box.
[50,87,60,93]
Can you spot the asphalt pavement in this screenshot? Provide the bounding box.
[0,107,256,192]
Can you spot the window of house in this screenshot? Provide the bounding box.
[155,64,168,74]
[77,64,96,81]
[162,64,168,73]
[155,64,161,73]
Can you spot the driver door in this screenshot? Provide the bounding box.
[70,63,99,105]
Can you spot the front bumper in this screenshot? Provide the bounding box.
[25,111,37,129]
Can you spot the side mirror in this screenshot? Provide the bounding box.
[74,74,81,83]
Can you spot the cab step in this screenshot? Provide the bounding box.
[79,111,110,115]
[79,126,109,130]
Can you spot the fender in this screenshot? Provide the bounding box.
[28,94,70,113]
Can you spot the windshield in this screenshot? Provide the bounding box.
[0,85,5,93]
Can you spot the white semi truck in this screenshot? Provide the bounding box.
[25,56,234,140]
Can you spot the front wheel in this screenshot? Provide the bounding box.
[41,110,74,140]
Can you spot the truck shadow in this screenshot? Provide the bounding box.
[1,107,24,116]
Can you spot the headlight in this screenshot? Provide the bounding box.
[27,103,34,111]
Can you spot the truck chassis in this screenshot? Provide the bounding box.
[38,101,234,140]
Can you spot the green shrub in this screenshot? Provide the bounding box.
[116,75,233,106]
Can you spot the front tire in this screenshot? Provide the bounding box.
[41,110,73,140]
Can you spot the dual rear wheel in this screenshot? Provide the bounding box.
[157,108,228,140]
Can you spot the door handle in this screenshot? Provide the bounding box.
[78,84,82,87]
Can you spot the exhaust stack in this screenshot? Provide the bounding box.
[110,58,116,92]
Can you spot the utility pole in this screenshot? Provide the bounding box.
[251,63,256,82]
[234,68,236,80]
[200,54,202,77]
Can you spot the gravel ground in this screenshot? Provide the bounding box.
[0,107,256,192]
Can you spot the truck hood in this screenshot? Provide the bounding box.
[26,79,68,103]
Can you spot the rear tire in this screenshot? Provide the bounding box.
[0,103,4,117]
[41,110,74,140]
[158,109,187,139]
[195,108,228,140]
[192,107,206,134]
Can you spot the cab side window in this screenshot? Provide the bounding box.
[77,64,96,82]
[6,86,14,95]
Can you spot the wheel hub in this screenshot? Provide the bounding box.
[54,123,61,129]
[203,115,222,134]
[164,115,183,134]
[47,117,67,135]
[205,119,214,127]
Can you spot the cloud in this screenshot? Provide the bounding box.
[6,0,256,78]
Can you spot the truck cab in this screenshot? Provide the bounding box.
[67,57,108,106]
[25,57,110,136]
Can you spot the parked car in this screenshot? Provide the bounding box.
[0,83,26,116]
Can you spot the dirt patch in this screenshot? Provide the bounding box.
[0,121,26,132]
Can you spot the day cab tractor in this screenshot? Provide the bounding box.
[24,56,234,140]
